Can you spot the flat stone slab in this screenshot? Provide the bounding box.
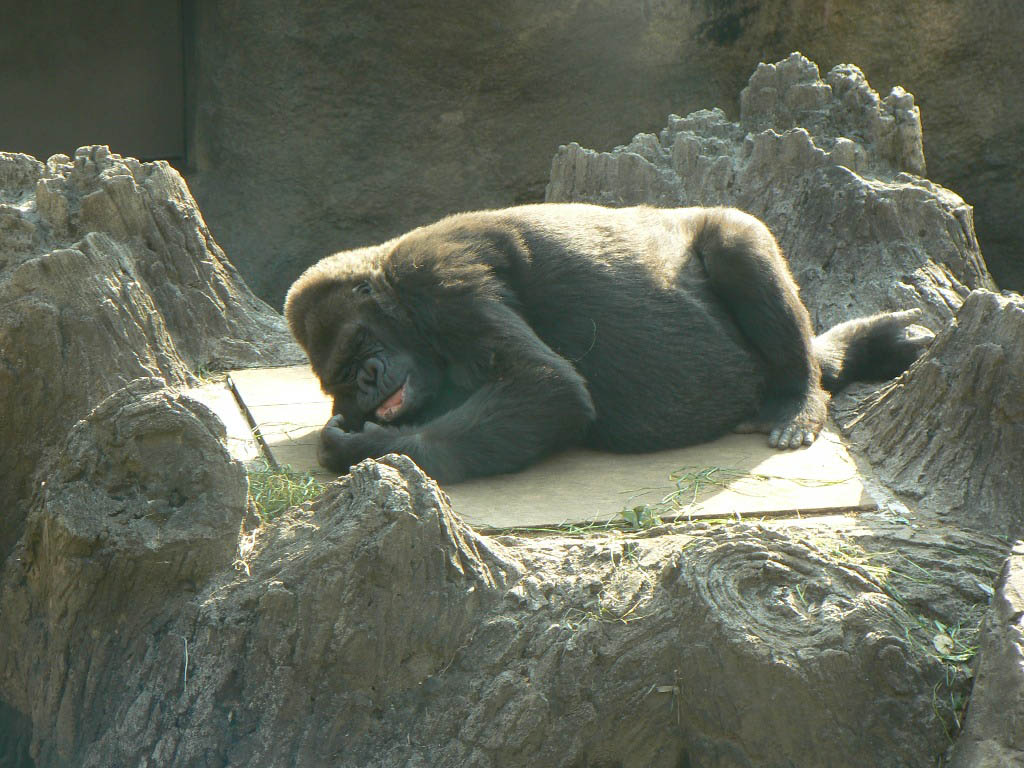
[210,365,874,530]
[226,366,329,470]
[184,379,263,463]
[447,430,873,530]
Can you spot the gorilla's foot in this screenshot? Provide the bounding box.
[737,387,829,450]
[768,415,820,449]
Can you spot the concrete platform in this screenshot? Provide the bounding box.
[193,365,875,531]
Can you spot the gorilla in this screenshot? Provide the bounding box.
[284,203,928,483]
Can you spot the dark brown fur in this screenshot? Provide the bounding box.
[284,203,928,482]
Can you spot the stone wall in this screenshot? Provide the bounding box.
[182,0,1024,308]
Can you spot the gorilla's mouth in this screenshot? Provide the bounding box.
[375,379,409,422]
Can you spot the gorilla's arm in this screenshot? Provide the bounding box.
[318,303,596,483]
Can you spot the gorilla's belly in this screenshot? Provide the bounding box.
[531,290,765,452]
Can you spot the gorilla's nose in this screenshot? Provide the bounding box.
[357,357,385,393]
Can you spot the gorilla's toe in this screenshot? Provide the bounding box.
[769,422,816,450]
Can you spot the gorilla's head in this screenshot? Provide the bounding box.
[284,252,445,432]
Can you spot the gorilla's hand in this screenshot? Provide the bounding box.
[318,416,393,475]
[309,298,596,483]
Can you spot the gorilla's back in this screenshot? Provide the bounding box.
[454,204,766,450]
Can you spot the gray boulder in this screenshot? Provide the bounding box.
[547,52,996,332]
[950,543,1024,768]
[0,145,302,555]
[0,447,1003,766]
[0,381,248,766]
[844,290,1024,538]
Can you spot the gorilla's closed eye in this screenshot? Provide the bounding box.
[353,281,373,296]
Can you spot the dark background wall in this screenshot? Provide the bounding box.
[1,0,1022,307]
[0,0,184,162]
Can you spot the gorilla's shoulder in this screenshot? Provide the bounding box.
[415,203,672,238]
[392,203,686,259]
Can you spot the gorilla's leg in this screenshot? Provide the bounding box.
[814,309,934,391]
[693,208,828,448]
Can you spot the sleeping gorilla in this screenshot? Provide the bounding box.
[284,204,929,483]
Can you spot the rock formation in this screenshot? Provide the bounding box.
[0,446,1004,766]
[547,53,996,332]
[0,381,248,765]
[0,146,302,556]
[845,290,1024,537]
[950,544,1024,767]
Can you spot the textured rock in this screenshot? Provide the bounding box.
[0,146,302,555]
[0,381,247,766]
[0,146,299,370]
[0,454,521,766]
[0,449,1002,767]
[547,53,996,333]
[844,290,1024,538]
[950,543,1024,768]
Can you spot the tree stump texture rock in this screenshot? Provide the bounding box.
[0,146,302,557]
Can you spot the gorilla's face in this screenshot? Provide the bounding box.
[299,279,444,431]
